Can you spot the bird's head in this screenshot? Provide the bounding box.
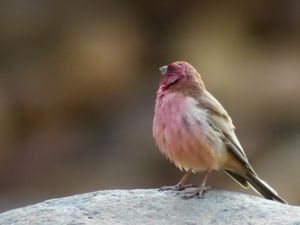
[158,61,204,93]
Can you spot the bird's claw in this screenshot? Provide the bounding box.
[158,184,197,192]
[181,186,211,199]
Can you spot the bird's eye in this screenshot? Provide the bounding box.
[168,65,176,73]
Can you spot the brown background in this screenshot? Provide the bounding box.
[0,0,300,212]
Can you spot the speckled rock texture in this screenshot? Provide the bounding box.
[0,189,299,225]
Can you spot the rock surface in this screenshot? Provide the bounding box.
[0,189,299,225]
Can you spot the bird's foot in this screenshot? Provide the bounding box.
[181,186,211,199]
[158,184,197,192]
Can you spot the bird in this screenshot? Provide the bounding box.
[152,61,287,204]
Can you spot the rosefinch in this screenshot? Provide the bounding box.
[153,61,286,203]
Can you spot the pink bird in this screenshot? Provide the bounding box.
[153,61,286,203]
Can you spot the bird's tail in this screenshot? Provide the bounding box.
[246,172,287,204]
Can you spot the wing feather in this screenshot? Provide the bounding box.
[197,91,247,159]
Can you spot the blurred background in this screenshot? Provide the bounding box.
[0,0,300,212]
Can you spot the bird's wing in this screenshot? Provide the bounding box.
[197,90,248,160]
[197,90,257,176]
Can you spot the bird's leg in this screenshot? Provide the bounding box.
[159,169,196,191]
[182,169,211,199]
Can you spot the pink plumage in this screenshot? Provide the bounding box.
[153,90,217,172]
[152,61,287,203]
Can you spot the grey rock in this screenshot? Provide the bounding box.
[0,189,299,225]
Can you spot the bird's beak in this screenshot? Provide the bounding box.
[159,66,168,76]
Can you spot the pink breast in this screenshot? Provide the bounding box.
[153,92,217,171]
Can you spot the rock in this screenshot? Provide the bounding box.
[0,189,299,225]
